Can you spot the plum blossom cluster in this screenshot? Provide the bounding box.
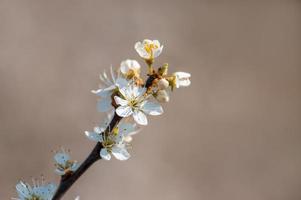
[13,178,57,200]
[85,113,138,160]
[87,39,191,160]
[13,149,80,200]
[13,39,190,199]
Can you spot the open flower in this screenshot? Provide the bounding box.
[135,39,163,60]
[114,85,163,125]
[92,67,128,112]
[172,72,191,88]
[120,59,141,78]
[54,149,79,176]
[14,179,56,200]
[85,118,138,161]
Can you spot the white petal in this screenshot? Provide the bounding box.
[111,146,130,160]
[91,88,102,96]
[116,105,133,117]
[55,169,65,176]
[85,131,103,142]
[136,87,146,97]
[179,79,191,87]
[133,110,148,125]
[119,86,131,99]
[16,182,31,198]
[120,59,140,74]
[153,45,163,58]
[34,183,56,200]
[100,148,111,160]
[141,101,163,115]
[115,78,128,88]
[54,153,70,165]
[97,98,112,112]
[97,86,115,97]
[97,89,112,97]
[175,72,191,79]
[71,163,79,171]
[118,122,136,136]
[135,42,150,59]
[114,96,128,106]
[93,126,104,134]
[153,40,161,47]
[130,60,141,70]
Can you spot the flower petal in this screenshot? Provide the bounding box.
[141,101,163,115]
[133,110,148,125]
[153,45,163,58]
[33,183,57,200]
[120,59,141,74]
[114,96,128,106]
[179,79,191,87]
[118,122,136,136]
[70,163,80,172]
[111,146,130,160]
[119,86,131,99]
[136,87,146,98]
[116,105,133,117]
[115,78,128,88]
[135,41,150,59]
[54,153,70,165]
[100,148,111,160]
[97,98,112,112]
[85,131,103,142]
[175,72,191,79]
[55,169,65,176]
[16,182,32,198]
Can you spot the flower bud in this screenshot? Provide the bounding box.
[158,63,168,76]
[120,59,141,78]
[156,90,170,103]
[157,78,169,90]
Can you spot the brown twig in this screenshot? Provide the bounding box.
[52,114,122,200]
[52,74,156,200]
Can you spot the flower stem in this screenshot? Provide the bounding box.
[52,74,154,200]
[52,114,122,200]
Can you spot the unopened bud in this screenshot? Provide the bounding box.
[158,63,168,76]
[157,78,169,90]
[156,90,170,103]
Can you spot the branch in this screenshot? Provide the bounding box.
[52,75,155,200]
[52,114,122,200]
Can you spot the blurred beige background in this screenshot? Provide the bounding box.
[1,0,301,199]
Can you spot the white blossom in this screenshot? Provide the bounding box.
[173,72,191,88]
[92,67,128,112]
[54,150,79,176]
[120,59,141,76]
[114,85,163,125]
[85,116,138,161]
[13,179,56,200]
[135,39,163,60]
